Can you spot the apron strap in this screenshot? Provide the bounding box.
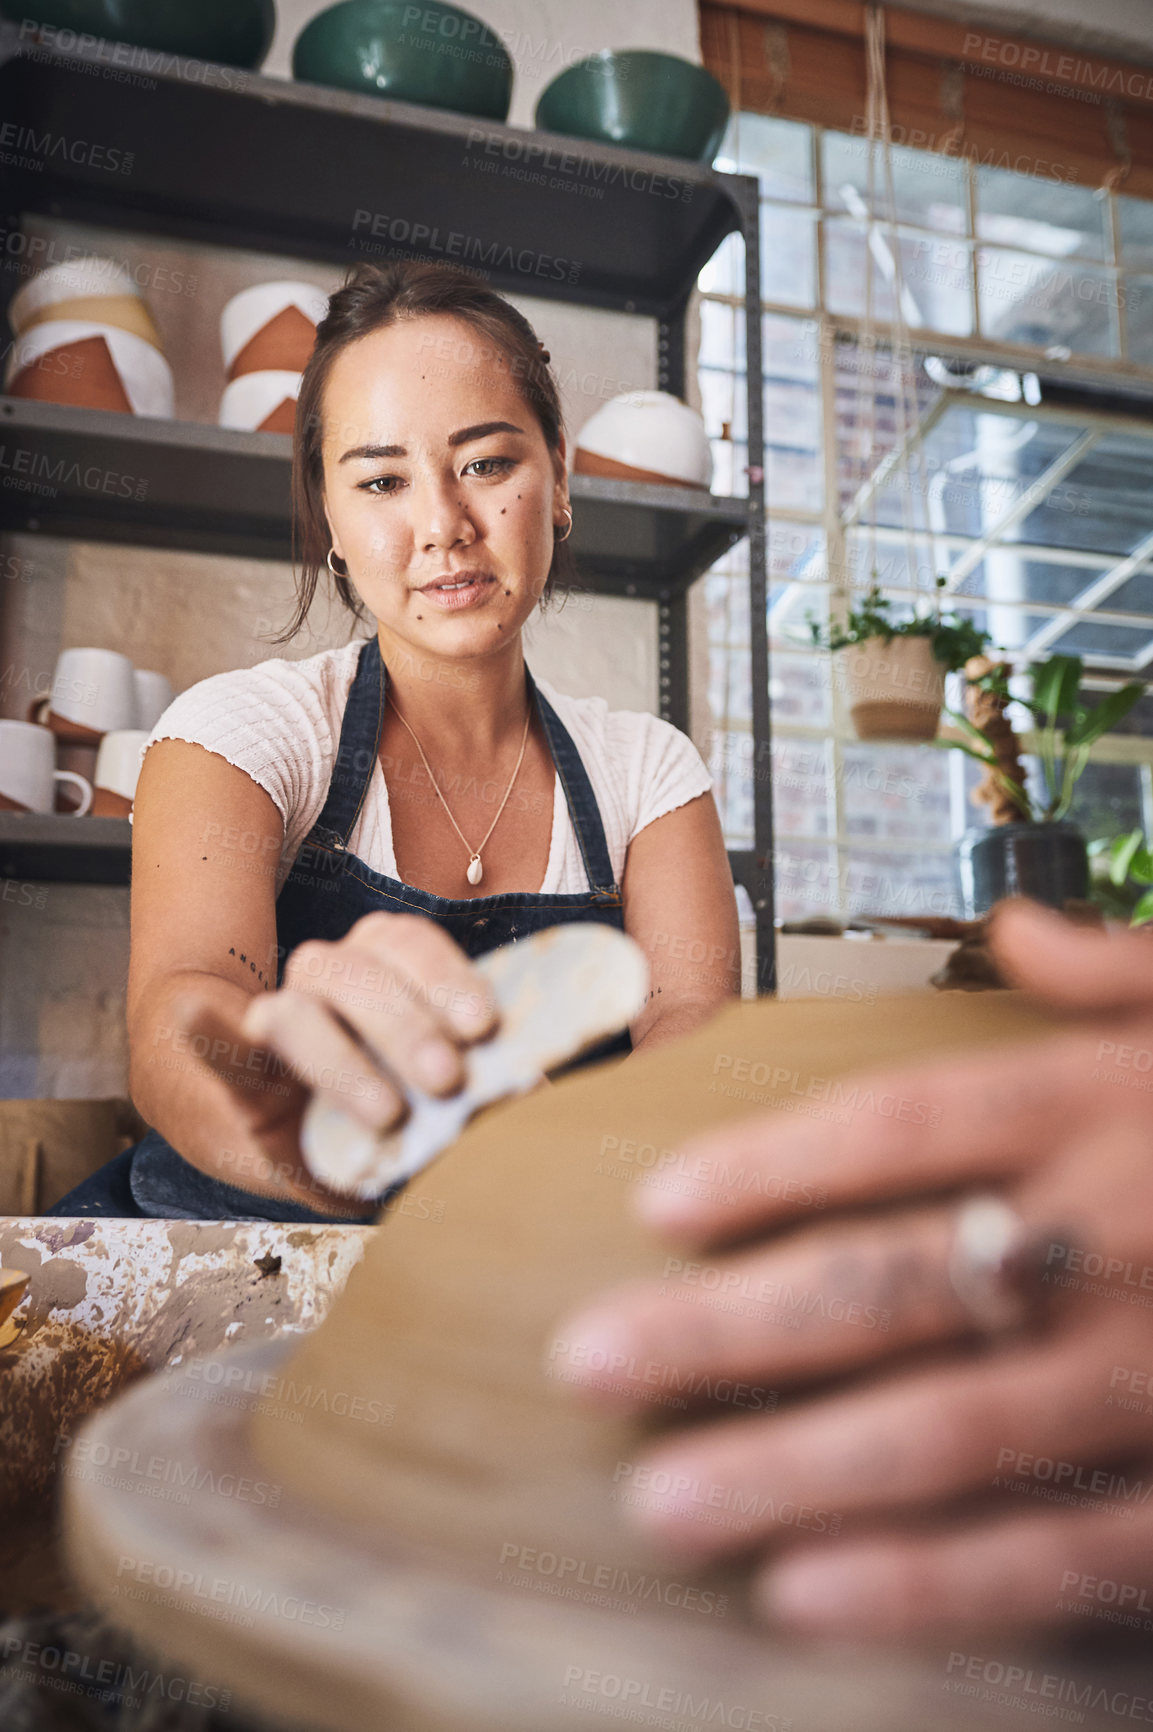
[527,670,619,899]
[309,636,385,850]
[308,638,619,897]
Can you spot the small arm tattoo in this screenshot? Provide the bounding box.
[228,945,273,988]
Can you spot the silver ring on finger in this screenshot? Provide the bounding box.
[947,1193,1055,1336]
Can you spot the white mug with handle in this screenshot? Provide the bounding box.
[0,719,93,814]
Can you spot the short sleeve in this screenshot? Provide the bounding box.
[143,671,296,827]
[132,648,359,867]
[619,711,714,843]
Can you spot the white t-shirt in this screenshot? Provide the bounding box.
[139,637,712,897]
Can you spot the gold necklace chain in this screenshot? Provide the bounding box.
[389,694,532,887]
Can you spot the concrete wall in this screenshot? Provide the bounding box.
[0,0,701,1100]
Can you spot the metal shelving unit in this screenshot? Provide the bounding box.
[0,23,775,981]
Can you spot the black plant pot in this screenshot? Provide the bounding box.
[955,821,1089,918]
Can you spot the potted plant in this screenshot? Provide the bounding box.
[808,580,989,742]
[946,653,1143,916]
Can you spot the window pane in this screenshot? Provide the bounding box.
[843,530,942,596]
[698,298,742,369]
[846,848,957,918]
[832,336,938,513]
[843,743,953,843]
[719,112,813,205]
[901,234,974,336]
[953,555,1107,608]
[760,204,817,307]
[706,725,753,845]
[868,411,1084,539]
[1041,619,1153,664]
[823,131,967,233]
[1103,568,1153,614]
[769,737,833,836]
[764,312,819,382]
[977,248,1119,357]
[975,168,1107,261]
[1118,195,1153,269]
[768,650,831,729]
[773,844,839,920]
[825,217,894,320]
[826,220,971,333]
[1026,432,1153,557]
[764,389,821,511]
[767,522,829,646]
[1067,760,1145,839]
[761,315,823,511]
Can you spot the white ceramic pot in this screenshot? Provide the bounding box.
[9,254,161,351]
[573,389,712,489]
[220,280,330,380]
[219,369,303,433]
[6,319,174,417]
[839,634,945,741]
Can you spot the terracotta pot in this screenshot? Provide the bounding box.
[572,448,703,489]
[839,634,945,742]
[90,787,133,818]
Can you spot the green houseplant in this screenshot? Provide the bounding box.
[809,580,989,742]
[947,653,1143,916]
[1091,828,1153,926]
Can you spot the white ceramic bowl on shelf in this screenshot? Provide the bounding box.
[573,390,712,489]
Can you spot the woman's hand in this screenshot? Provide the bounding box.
[551,902,1153,1641]
[172,911,497,1211]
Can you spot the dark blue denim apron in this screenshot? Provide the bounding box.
[49,637,630,1222]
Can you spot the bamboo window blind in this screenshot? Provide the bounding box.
[700,0,1153,201]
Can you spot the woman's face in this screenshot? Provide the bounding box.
[320,313,568,662]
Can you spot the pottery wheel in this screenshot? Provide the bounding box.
[62,981,1136,1732]
[60,1338,1113,1732]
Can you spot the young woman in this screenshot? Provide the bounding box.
[52,261,739,1223]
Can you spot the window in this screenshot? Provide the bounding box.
[700,114,1153,920]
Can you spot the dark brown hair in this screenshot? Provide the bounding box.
[276,259,575,643]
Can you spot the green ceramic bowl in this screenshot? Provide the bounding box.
[292,0,512,121]
[4,0,276,67]
[535,51,731,164]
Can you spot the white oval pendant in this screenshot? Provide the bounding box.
[466,855,483,886]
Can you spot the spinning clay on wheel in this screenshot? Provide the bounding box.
[63,961,1065,1732]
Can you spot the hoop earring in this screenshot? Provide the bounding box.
[326,546,347,579]
[555,505,573,543]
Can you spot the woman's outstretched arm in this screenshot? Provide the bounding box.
[621,791,740,1053]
